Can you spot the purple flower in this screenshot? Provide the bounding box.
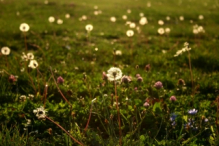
[137,76,143,82]
[102,72,108,80]
[136,74,141,78]
[169,96,176,102]
[57,76,64,84]
[154,81,163,89]
[170,113,177,121]
[143,102,150,107]
[8,75,16,83]
[121,75,131,83]
[188,109,198,115]
[145,64,151,71]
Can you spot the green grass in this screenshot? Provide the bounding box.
[0,0,219,145]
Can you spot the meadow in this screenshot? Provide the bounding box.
[0,0,219,145]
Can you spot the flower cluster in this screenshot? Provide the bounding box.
[193,24,205,34]
[154,81,163,89]
[33,106,47,120]
[174,42,191,57]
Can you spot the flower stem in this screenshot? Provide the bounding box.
[24,32,28,53]
[115,80,122,145]
[188,52,194,95]
[84,104,93,133]
[46,116,84,146]
[50,67,72,106]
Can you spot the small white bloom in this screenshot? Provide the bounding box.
[33,106,47,120]
[28,60,38,69]
[126,30,134,37]
[179,16,184,21]
[115,50,122,56]
[165,28,171,34]
[110,16,116,22]
[85,24,93,32]
[157,28,165,35]
[48,16,55,23]
[27,53,34,60]
[91,98,97,103]
[127,9,131,13]
[166,16,170,21]
[198,15,204,20]
[19,95,27,102]
[19,23,30,32]
[139,17,148,25]
[65,14,70,19]
[57,19,63,24]
[107,67,122,81]
[129,22,136,28]
[1,47,10,55]
[158,20,164,25]
[122,15,127,20]
[82,15,87,20]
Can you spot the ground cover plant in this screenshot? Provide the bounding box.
[0,0,219,145]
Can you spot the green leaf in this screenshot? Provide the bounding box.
[153,102,162,113]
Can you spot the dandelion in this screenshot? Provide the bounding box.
[122,15,127,20]
[198,15,204,20]
[115,50,122,55]
[157,28,165,35]
[33,106,47,120]
[139,13,144,17]
[1,47,10,55]
[170,96,177,102]
[107,67,122,81]
[19,95,27,102]
[19,23,30,32]
[158,20,164,25]
[57,76,64,84]
[129,22,136,28]
[154,81,163,89]
[85,24,93,32]
[65,14,70,19]
[110,16,116,22]
[94,11,99,15]
[179,16,184,21]
[48,16,55,23]
[82,15,87,20]
[126,30,134,37]
[28,60,38,69]
[165,28,171,34]
[27,53,34,60]
[166,16,170,21]
[127,9,131,13]
[139,17,148,25]
[57,19,63,24]
[27,94,34,100]
[188,109,198,115]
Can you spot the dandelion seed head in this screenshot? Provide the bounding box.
[19,23,30,32]
[157,28,165,35]
[107,67,122,81]
[85,24,93,32]
[57,19,63,24]
[158,20,164,25]
[1,47,10,55]
[28,60,38,69]
[139,17,148,25]
[110,16,116,22]
[48,16,55,23]
[126,30,134,37]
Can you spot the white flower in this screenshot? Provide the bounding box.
[179,16,184,21]
[165,28,171,34]
[139,13,144,17]
[65,14,70,19]
[28,60,38,69]
[82,15,87,20]
[129,22,136,28]
[19,23,30,32]
[48,16,55,23]
[57,19,63,24]
[1,47,10,55]
[27,53,34,60]
[85,24,93,32]
[91,98,97,103]
[126,30,134,37]
[115,50,122,55]
[147,2,151,7]
[110,16,116,22]
[174,42,191,57]
[27,94,34,100]
[127,9,131,13]
[139,17,148,25]
[33,106,47,120]
[158,20,164,25]
[107,67,122,81]
[198,15,204,20]
[122,15,127,20]
[166,16,170,21]
[19,95,27,102]
[157,28,165,35]
[94,11,99,15]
